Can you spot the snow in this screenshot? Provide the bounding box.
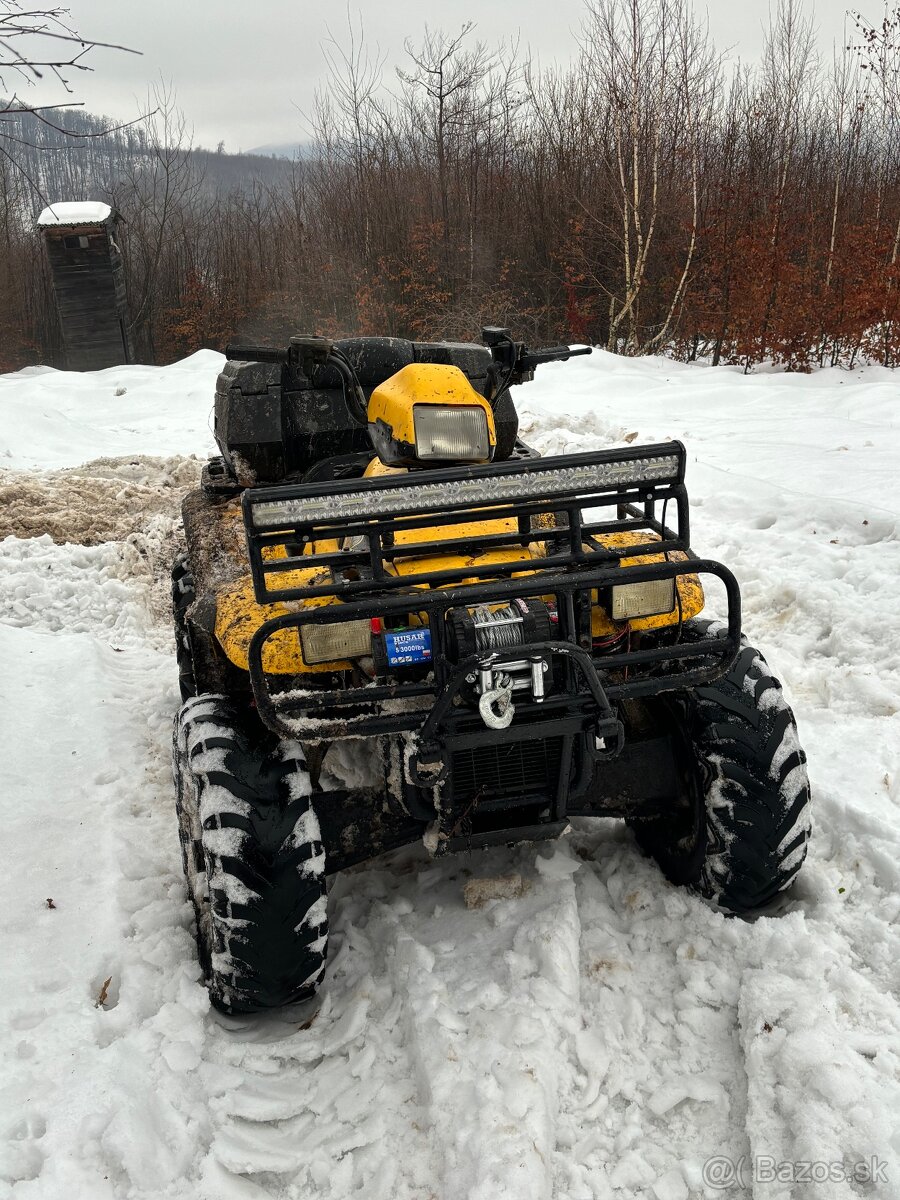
[0,350,221,469]
[36,201,113,227]
[1,348,899,1198]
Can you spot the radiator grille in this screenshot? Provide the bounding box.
[451,738,564,805]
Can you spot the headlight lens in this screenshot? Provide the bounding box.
[300,619,371,665]
[611,578,676,621]
[413,405,490,462]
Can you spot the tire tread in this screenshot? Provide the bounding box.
[633,619,811,914]
[173,695,328,1013]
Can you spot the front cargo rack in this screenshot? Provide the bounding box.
[245,443,687,602]
[241,444,741,739]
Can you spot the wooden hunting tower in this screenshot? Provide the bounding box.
[38,201,134,370]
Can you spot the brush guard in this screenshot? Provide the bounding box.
[242,444,742,748]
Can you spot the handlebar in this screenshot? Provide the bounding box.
[520,344,592,370]
[481,327,593,395]
[226,344,290,363]
[227,339,593,371]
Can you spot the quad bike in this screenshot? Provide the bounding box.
[172,330,811,1014]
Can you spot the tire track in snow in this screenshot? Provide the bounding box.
[386,848,583,1199]
[546,771,900,1200]
[205,844,585,1199]
[734,768,900,1200]
[552,823,753,1200]
[204,969,431,1197]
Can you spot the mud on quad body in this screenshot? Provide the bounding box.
[172,330,811,1014]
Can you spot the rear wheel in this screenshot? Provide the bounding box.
[173,695,328,1013]
[629,620,811,914]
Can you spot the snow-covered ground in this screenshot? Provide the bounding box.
[1,350,899,1200]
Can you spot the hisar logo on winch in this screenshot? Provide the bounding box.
[383,628,433,667]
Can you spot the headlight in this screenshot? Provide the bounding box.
[611,578,676,621]
[300,619,371,665]
[413,405,490,462]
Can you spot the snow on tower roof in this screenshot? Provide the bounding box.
[37,201,113,228]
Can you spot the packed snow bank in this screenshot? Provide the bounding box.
[1,348,899,1199]
[0,351,221,470]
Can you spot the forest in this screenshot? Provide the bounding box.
[1,0,899,372]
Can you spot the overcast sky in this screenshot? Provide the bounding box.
[23,0,865,152]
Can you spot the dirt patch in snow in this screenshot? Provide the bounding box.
[463,873,531,909]
[0,455,206,631]
[0,455,203,545]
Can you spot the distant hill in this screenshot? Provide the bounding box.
[247,141,315,160]
[0,101,304,216]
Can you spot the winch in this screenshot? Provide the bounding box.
[445,599,554,728]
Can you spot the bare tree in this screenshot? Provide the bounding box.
[849,5,900,363]
[111,83,200,360]
[0,2,139,189]
[309,10,385,261]
[576,0,718,353]
[398,26,495,281]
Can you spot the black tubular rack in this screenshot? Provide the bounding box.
[241,443,741,739]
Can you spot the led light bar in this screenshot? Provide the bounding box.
[250,454,681,530]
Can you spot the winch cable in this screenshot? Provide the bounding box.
[471,604,525,653]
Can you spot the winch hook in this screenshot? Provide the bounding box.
[478,679,515,730]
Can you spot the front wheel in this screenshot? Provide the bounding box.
[629,621,811,914]
[173,695,328,1013]
[171,551,197,702]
